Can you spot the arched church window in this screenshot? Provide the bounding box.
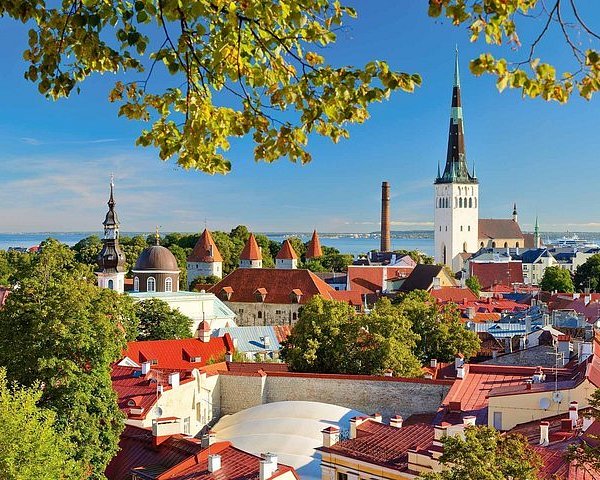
[459,197,463,208]
[516,242,520,248]
[474,198,477,208]
[504,242,508,248]
[165,277,173,292]
[147,277,156,292]
[445,197,449,208]
[463,197,467,208]
[468,226,471,231]
[463,242,467,253]
[108,279,114,290]
[469,198,472,208]
[492,242,496,248]
[442,245,447,265]
[134,276,139,292]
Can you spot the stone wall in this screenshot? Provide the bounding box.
[218,371,452,420]
[224,301,301,326]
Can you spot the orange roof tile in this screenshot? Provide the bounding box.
[210,268,336,304]
[187,229,223,262]
[240,233,261,260]
[276,239,298,260]
[347,265,385,294]
[306,230,323,259]
[430,286,478,304]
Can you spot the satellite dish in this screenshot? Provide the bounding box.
[539,397,551,410]
[552,391,563,403]
[154,406,163,417]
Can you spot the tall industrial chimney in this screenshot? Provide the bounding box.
[380,181,391,252]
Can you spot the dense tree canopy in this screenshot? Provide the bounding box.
[574,254,600,292]
[2,1,596,172]
[540,265,574,293]
[0,239,138,479]
[421,426,542,480]
[136,298,193,340]
[465,275,481,296]
[0,369,83,480]
[281,296,422,376]
[395,290,481,362]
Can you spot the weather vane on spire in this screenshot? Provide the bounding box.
[155,225,161,245]
[110,173,115,186]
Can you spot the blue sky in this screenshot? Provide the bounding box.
[0,2,598,233]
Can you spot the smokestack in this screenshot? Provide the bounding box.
[381,181,391,252]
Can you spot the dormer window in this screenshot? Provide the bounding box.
[254,287,267,302]
[290,289,303,304]
[220,286,233,301]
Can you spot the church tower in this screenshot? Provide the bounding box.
[97,178,126,292]
[434,50,479,272]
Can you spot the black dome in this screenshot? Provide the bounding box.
[134,245,179,271]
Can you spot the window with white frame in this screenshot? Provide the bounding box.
[165,277,173,292]
[183,416,190,435]
[134,276,139,292]
[147,277,156,292]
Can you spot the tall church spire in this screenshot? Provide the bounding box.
[435,48,477,185]
[97,177,126,292]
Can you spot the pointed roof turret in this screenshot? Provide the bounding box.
[306,230,323,259]
[103,177,119,228]
[435,49,477,185]
[240,233,262,261]
[97,178,126,273]
[276,239,298,260]
[188,229,223,263]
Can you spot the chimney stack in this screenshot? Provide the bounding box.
[321,426,340,447]
[380,181,391,252]
[539,421,550,446]
[208,454,221,473]
[569,401,579,428]
[390,415,404,429]
[259,453,278,480]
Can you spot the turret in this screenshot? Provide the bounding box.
[240,233,262,268]
[513,203,518,223]
[275,240,298,269]
[187,229,223,288]
[97,177,127,292]
[306,230,323,260]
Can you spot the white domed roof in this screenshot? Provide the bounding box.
[213,401,365,479]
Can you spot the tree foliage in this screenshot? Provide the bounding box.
[566,388,600,474]
[430,1,600,103]
[395,290,481,362]
[0,369,83,480]
[136,298,193,340]
[540,265,574,293]
[574,254,600,292]
[421,426,542,480]
[281,296,422,376]
[465,275,481,296]
[0,239,138,478]
[1,0,421,173]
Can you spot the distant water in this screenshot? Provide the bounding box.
[3,231,600,258]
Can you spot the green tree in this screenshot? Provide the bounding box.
[120,234,150,274]
[212,231,236,273]
[136,298,193,340]
[0,249,33,286]
[281,296,422,376]
[421,426,542,480]
[0,240,138,478]
[167,244,190,289]
[566,389,600,473]
[574,254,600,292]
[72,234,103,266]
[396,290,480,362]
[0,369,83,480]
[540,266,574,293]
[189,275,221,290]
[465,275,481,296]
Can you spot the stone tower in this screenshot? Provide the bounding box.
[275,239,298,269]
[239,233,263,268]
[434,50,479,272]
[187,229,223,287]
[97,178,127,292]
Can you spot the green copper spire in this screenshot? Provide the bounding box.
[454,45,460,87]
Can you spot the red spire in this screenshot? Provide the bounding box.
[276,239,298,260]
[306,230,323,259]
[240,233,261,260]
[187,229,223,262]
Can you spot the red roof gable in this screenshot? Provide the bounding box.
[122,336,234,371]
[478,218,524,240]
[347,265,384,294]
[331,290,364,307]
[240,233,261,261]
[106,425,299,480]
[209,268,336,304]
[470,262,524,290]
[187,229,223,263]
[276,240,298,260]
[306,230,323,259]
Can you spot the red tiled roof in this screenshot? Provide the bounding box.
[122,336,234,371]
[347,265,384,294]
[209,268,336,304]
[306,230,323,259]
[276,240,298,260]
[106,425,299,480]
[472,312,502,322]
[430,287,477,304]
[111,365,196,419]
[331,290,364,307]
[478,218,524,240]
[187,229,223,263]
[435,364,552,425]
[470,262,524,290]
[240,233,261,261]
[272,325,292,343]
[319,420,435,473]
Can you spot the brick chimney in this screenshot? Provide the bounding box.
[259,453,278,480]
[208,454,221,473]
[539,421,550,446]
[349,416,368,439]
[321,426,340,447]
[380,181,391,252]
